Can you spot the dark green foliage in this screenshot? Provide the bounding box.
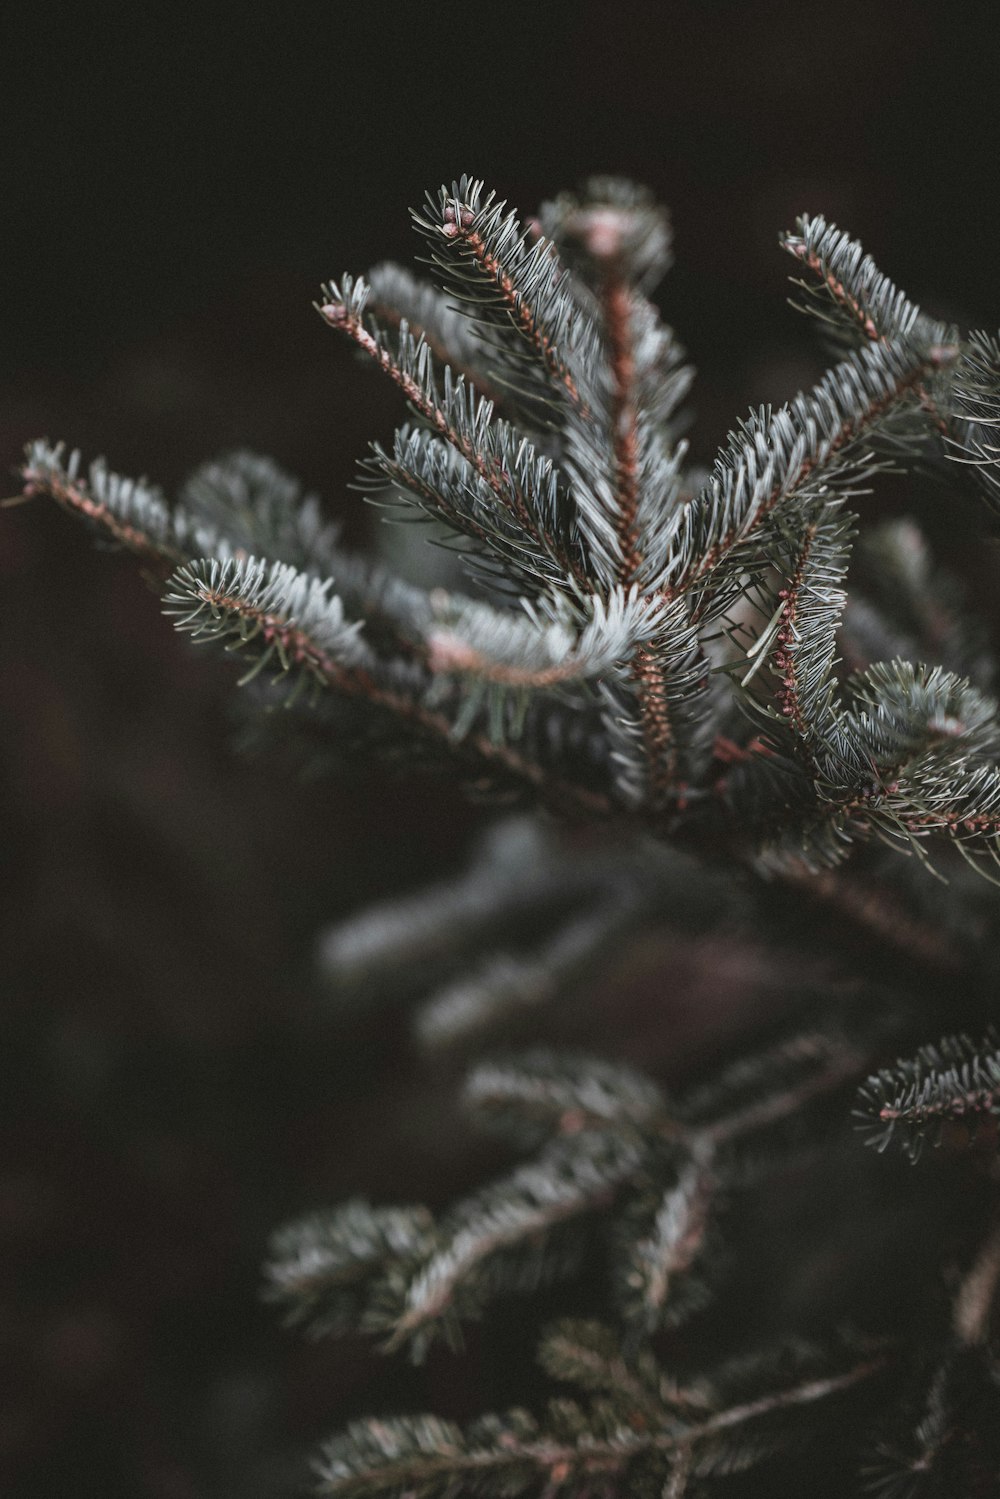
[24,180,1000,861]
[265,1201,437,1339]
[312,1323,886,1498]
[21,178,1000,1495]
[263,1030,874,1362]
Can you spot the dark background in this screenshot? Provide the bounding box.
[2,3,999,1494]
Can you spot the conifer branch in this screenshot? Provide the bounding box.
[675,339,953,614]
[273,1032,880,1365]
[264,1201,436,1339]
[317,279,518,499]
[631,645,679,800]
[365,261,507,409]
[26,181,1000,1492]
[737,500,853,782]
[165,556,612,816]
[463,1051,668,1143]
[617,1142,717,1336]
[855,1032,1000,1160]
[412,178,593,413]
[379,1131,642,1357]
[780,215,950,354]
[423,587,666,691]
[314,1352,885,1498]
[22,442,187,573]
[537,1318,680,1412]
[318,276,587,590]
[164,556,371,686]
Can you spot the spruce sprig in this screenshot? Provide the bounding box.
[856,1031,1000,1160]
[19,177,1000,1496]
[23,180,1000,864]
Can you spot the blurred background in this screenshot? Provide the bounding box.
[3,2,1000,1493]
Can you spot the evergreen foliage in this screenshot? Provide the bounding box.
[20,177,1000,1495]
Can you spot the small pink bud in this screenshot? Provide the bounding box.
[442,202,474,235]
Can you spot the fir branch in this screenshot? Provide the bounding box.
[412,177,597,414]
[314,1353,885,1498]
[263,1201,436,1339]
[538,1317,717,1454]
[367,420,584,594]
[671,339,952,612]
[287,1030,879,1364]
[742,659,1000,876]
[537,1318,666,1410]
[318,277,506,488]
[780,214,950,353]
[22,441,188,572]
[318,274,583,586]
[462,1051,668,1144]
[616,1141,718,1336]
[163,555,371,687]
[424,586,666,690]
[165,557,613,816]
[607,599,711,810]
[22,443,437,664]
[855,1032,1000,1161]
[365,260,506,408]
[30,182,1000,1494]
[600,269,699,803]
[722,500,854,850]
[780,214,960,455]
[742,502,854,767]
[379,1131,642,1357]
[178,453,434,654]
[838,661,1000,778]
[424,585,709,810]
[538,182,693,593]
[631,645,680,800]
[830,662,1000,868]
[176,451,339,573]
